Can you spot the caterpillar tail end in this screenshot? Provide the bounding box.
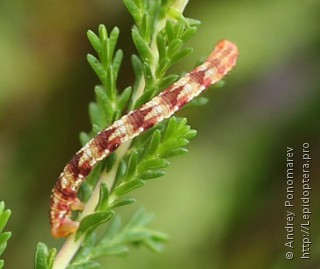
[51,219,80,238]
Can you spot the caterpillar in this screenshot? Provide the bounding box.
[50,39,239,238]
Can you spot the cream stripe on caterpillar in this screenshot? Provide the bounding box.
[50,39,239,238]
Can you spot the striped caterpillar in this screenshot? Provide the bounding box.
[50,40,239,238]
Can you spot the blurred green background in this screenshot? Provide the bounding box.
[0,0,319,268]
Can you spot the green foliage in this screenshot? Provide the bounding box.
[114,116,196,197]
[34,243,56,269]
[0,202,11,269]
[39,0,208,268]
[86,25,131,132]
[68,208,168,268]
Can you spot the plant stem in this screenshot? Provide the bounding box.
[52,1,189,268]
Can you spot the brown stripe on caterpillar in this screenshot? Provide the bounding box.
[126,107,156,132]
[68,151,92,178]
[50,39,239,238]
[160,85,189,109]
